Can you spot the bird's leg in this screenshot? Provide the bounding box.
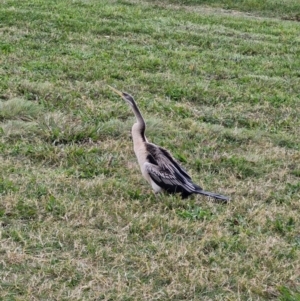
[181,192,190,199]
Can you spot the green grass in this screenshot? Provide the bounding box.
[1,0,300,300]
[148,0,300,20]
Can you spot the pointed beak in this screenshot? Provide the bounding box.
[107,85,124,98]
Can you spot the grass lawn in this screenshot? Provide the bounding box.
[1,0,300,300]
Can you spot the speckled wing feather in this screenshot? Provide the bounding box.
[145,143,197,194]
[144,162,196,194]
[146,143,192,179]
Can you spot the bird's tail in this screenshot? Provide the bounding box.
[194,186,230,202]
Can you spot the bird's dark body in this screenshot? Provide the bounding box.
[145,143,229,201]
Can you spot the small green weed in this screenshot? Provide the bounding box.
[176,206,212,221]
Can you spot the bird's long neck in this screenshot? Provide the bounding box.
[130,101,147,143]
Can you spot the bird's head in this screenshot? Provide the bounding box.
[108,85,135,107]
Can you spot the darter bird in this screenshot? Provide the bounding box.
[108,85,230,202]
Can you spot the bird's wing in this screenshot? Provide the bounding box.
[144,162,195,193]
[146,143,192,180]
[158,147,192,180]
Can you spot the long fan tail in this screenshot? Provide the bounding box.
[196,189,230,202]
